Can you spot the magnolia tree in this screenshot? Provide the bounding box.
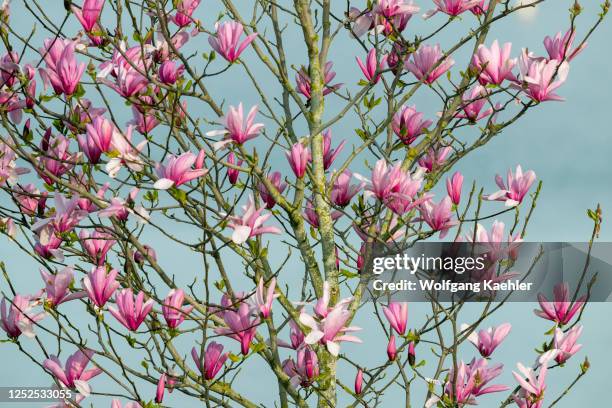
[0,0,608,407]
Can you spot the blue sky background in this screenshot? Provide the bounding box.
[1,0,612,407]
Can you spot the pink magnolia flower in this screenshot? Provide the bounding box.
[418,146,451,172]
[72,0,104,32]
[32,193,87,234]
[34,225,64,260]
[299,288,362,356]
[0,294,46,338]
[304,199,343,229]
[0,141,29,184]
[226,152,243,185]
[354,212,408,242]
[313,281,332,318]
[544,29,585,62]
[23,67,37,109]
[455,85,497,122]
[172,0,200,27]
[356,243,366,271]
[466,323,511,357]
[79,229,116,266]
[377,3,419,35]
[14,184,47,217]
[154,150,207,190]
[404,44,454,84]
[254,277,278,318]
[470,0,488,15]
[97,43,149,95]
[364,159,405,201]
[82,266,119,308]
[374,0,420,22]
[73,177,106,212]
[355,369,363,394]
[385,170,429,215]
[46,391,86,408]
[331,170,364,207]
[553,325,583,364]
[151,32,190,63]
[39,39,85,96]
[162,289,194,329]
[408,341,416,366]
[215,291,248,313]
[441,364,477,406]
[105,125,147,177]
[0,51,19,88]
[39,38,73,87]
[111,400,142,408]
[282,346,319,388]
[215,302,260,355]
[387,334,397,361]
[108,288,154,331]
[425,0,482,18]
[209,103,264,149]
[0,217,15,238]
[133,244,157,265]
[286,142,311,178]
[348,7,376,37]
[78,116,114,164]
[382,302,408,335]
[296,62,342,99]
[43,349,102,397]
[485,165,536,207]
[155,373,166,403]
[109,64,149,97]
[356,48,388,83]
[208,21,258,63]
[286,320,305,349]
[158,61,184,85]
[517,50,569,102]
[392,105,432,145]
[465,220,522,262]
[512,355,553,408]
[468,358,509,396]
[129,106,159,134]
[322,129,346,170]
[534,282,584,325]
[446,171,463,205]
[418,196,458,238]
[191,342,228,380]
[37,134,79,185]
[386,42,409,73]
[471,40,517,85]
[98,188,149,223]
[226,195,281,244]
[40,267,85,307]
[428,358,509,406]
[0,91,26,124]
[258,171,287,209]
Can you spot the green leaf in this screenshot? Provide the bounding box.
[581,357,590,373]
[214,280,225,291]
[127,335,136,347]
[309,226,318,239]
[174,189,187,204]
[340,269,358,278]
[251,342,266,353]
